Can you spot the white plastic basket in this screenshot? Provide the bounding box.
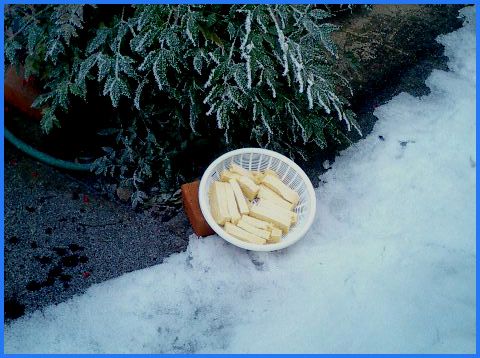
[199,148,317,251]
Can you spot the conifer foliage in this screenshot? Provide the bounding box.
[5,5,361,205]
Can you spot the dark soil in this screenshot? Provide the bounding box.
[4,4,467,321]
[4,149,191,321]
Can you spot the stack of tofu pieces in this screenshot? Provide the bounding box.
[209,163,300,245]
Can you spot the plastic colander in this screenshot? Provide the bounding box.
[199,148,317,251]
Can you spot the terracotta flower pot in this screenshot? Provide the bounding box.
[181,180,214,237]
[4,66,42,120]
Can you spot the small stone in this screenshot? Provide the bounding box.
[469,157,476,168]
[116,187,132,202]
[8,236,19,245]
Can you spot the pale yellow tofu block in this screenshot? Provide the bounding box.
[251,171,265,185]
[257,199,297,225]
[230,163,255,179]
[267,228,282,243]
[257,185,296,210]
[241,214,274,231]
[261,174,300,205]
[224,182,241,224]
[249,204,291,233]
[224,222,266,245]
[237,175,260,201]
[209,181,231,225]
[229,179,249,215]
[237,219,271,240]
[220,170,241,182]
[264,169,280,178]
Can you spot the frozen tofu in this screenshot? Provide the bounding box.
[224,182,241,224]
[258,199,297,225]
[267,228,282,243]
[229,179,249,214]
[261,174,300,205]
[230,163,254,179]
[249,204,291,233]
[251,171,265,185]
[257,185,296,210]
[237,175,260,201]
[264,169,280,178]
[209,181,231,225]
[237,219,271,240]
[224,222,266,245]
[220,170,240,182]
[241,214,273,231]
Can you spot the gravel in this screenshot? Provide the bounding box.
[4,149,191,321]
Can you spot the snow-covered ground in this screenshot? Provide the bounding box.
[4,6,476,354]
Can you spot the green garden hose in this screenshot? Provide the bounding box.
[4,127,92,171]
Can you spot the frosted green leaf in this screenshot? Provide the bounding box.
[69,82,87,100]
[164,50,180,73]
[40,107,61,133]
[317,23,339,57]
[152,53,168,91]
[97,54,112,81]
[130,29,156,54]
[27,25,43,54]
[52,5,85,45]
[87,27,110,54]
[115,21,129,48]
[118,54,137,78]
[193,52,203,75]
[233,64,248,92]
[185,12,199,45]
[345,109,362,136]
[77,53,98,83]
[134,78,149,110]
[45,37,64,63]
[131,190,148,208]
[55,81,70,110]
[138,50,157,72]
[309,9,331,20]
[31,93,53,109]
[103,76,130,107]
[227,22,236,40]
[5,40,22,64]
[164,29,180,50]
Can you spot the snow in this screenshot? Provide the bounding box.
[4,6,476,354]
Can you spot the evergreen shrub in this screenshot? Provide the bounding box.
[5,5,361,206]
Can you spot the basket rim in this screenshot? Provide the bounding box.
[199,148,317,252]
